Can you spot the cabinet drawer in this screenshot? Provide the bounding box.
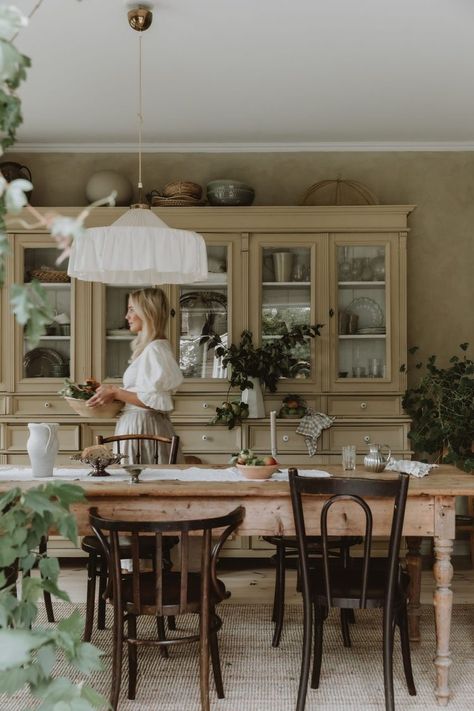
[327,425,406,452]
[249,424,306,452]
[177,425,241,453]
[3,453,78,465]
[327,395,401,418]
[172,396,225,417]
[3,424,80,452]
[12,396,73,417]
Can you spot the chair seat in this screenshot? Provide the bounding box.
[310,558,409,609]
[120,571,227,614]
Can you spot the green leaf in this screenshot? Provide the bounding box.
[39,556,60,581]
[72,642,103,674]
[0,629,46,670]
[36,643,56,677]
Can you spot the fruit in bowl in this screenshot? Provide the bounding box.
[230,449,279,480]
[59,378,124,418]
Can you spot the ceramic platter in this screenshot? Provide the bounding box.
[23,347,66,377]
[347,297,384,329]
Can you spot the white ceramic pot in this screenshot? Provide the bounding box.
[27,422,59,477]
[241,377,265,418]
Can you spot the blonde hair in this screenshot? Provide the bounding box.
[129,287,169,360]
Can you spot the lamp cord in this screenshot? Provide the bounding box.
[137,33,143,204]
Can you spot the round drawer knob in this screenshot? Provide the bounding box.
[44,401,52,409]
[202,402,209,409]
[202,435,209,441]
[282,435,289,443]
[360,402,367,410]
[363,435,371,443]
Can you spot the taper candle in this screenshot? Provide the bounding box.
[270,410,277,458]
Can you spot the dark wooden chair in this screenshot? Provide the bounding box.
[455,496,474,566]
[263,534,361,647]
[90,505,245,711]
[289,468,415,711]
[97,432,180,465]
[81,433,180,642]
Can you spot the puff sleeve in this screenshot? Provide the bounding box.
[134,340,183,411]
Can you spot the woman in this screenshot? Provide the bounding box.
[87,287,184,464]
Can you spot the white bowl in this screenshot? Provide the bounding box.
[64,397,124,418]
[236,464,279,480]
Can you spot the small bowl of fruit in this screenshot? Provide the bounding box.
[230,449,279,480]
[277,394,308,419]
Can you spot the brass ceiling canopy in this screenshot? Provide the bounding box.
[128,4,153,32]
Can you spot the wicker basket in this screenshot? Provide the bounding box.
[30,268,70,283]
[64,397,124,418]
[299,179,379,206]
[162,181,202,199]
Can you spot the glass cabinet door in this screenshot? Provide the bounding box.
[93,283,157,382]
[15,235,75,390]
[249,237,323,390]
[177,243,230,381]
[334,240,393,386]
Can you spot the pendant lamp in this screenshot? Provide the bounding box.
[67,4,208,285]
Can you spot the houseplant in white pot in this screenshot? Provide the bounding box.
[207,324,322,422]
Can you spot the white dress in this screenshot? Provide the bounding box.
[114,339,184,464]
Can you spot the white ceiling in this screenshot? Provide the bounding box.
[10,0,474,150]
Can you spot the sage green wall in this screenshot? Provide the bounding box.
[8,151,474,369]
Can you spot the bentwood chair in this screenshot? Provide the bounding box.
[81,434,180,642]
[90,505,245,711]
[289,469,415,711]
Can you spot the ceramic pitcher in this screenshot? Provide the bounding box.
[240,377,265,418]
[27,423,59,477]
[363,443,391,473]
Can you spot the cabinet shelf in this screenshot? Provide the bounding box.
[262,281,310,287]
[37,336,71,341]
[106,336,133,341]
[338,281,385,288]
[339,334,387,340]
[29,282,71,289]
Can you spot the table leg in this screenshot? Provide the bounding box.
[433,536,454,706]
[405,536,422,643]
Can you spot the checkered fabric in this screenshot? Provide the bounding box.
[296,410,335,456]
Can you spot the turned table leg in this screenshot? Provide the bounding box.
[406,535,423,643]
[433,535,454,706]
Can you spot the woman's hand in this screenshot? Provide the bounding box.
[87,384,119,407]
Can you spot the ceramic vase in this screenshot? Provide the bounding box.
[241,377,265,418]
[27,422,59,477]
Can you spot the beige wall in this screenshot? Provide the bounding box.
[7,150,474,371]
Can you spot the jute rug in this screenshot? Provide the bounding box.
[1,603,473,711]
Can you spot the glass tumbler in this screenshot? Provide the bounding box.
[341,445,356,470]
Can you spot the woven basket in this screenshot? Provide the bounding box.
[299,179,379,206]
[162,181,202,199]
[64,397,124,418]
[30,268,70,283]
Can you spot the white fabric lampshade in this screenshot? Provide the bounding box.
[67,208,208,284]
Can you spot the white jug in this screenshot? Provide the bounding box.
[27,423,59,478]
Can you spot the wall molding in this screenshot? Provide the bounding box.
[8,141,474,154]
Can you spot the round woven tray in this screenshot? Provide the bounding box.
[30,269,70,283]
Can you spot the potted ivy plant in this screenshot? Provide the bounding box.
[0,482,105,709]
[207,324,322,423]
[401,342,474,472]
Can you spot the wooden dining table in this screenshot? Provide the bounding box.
[1,463,472,706]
